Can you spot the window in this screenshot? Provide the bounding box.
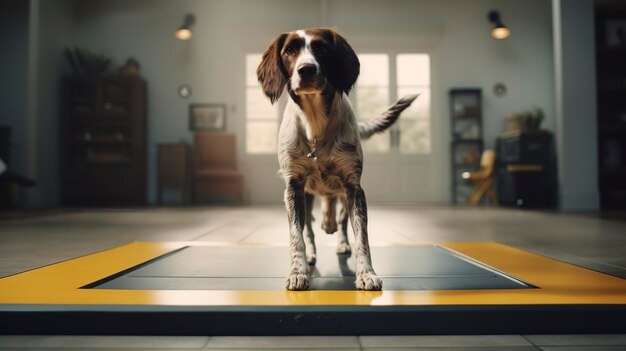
[246,54,280,154]
[354,53,431,154]
[354,54,390,153]
[396,54,431,154]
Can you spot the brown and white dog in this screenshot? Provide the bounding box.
[257,28,417,290]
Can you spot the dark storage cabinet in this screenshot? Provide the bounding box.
[450,89,482,204]
[496,131,556,208]
[60,76,147,206]
[595,6,626,209]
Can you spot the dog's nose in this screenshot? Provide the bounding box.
[297,64,317,79]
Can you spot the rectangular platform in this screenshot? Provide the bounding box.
[92,245,532,291]
[1,242,625,335]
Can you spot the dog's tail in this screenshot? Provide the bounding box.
[358,94,419,140]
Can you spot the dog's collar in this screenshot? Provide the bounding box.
[306,137,318,161]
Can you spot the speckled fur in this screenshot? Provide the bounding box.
[258,28,414,291]
[278,91,381,290]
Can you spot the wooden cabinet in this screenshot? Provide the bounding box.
[450,88,483,204]
[60,76,147,206]
[496,131,557,208]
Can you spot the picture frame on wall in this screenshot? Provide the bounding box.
[189,104,226,131]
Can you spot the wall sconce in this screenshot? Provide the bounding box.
[487,11,511,40]
[175,14,195,41]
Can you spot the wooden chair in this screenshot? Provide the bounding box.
[193,132,244,204]
[462,149,497,206]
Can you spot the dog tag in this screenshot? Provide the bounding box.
[307,150,318,161]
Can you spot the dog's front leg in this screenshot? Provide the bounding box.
[304,192,317,266]
[346,183,382,290]
[284,179,309,290]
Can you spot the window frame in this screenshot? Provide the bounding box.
[351,52,432,155]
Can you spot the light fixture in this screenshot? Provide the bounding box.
[175,14,195,41]
[487,11,511,40]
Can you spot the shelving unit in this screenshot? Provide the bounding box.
[450,89,483,204]
[60,75,147,206]
[595,6,626,209]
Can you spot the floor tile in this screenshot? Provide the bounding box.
[0,335,40,348]
[524,334,626,346]
[358,335,532,347]
[539,347,626,351]
[206,336,359,348]
[363,347,540,351]
[0,335,210,348]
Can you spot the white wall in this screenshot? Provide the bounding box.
[60,0,555,205]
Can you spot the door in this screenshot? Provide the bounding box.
[353,52,438,203]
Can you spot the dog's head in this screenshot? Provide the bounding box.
[257,28,360,104]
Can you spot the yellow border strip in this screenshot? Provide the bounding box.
[0,242,625,306]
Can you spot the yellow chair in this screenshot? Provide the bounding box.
[462,149,497,206]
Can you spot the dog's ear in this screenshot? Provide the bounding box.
[329,30,360,94]
[257,33,288,104]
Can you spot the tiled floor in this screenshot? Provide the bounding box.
[0,205,625,350]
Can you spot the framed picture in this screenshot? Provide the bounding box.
[605,19,626,47]
[189,104,226,131]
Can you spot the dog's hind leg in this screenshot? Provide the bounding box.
[284,179,309,290]
[346,183,382,291]
[304,192,317,266]
[321,195,338,234]
[336,195,351,255]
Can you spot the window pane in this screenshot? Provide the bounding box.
[356,86,389,120]
[356,85,390,153]
[358,54,389,86]
[397,54,430,86]
[246,87,277,120]
[247,121,277,154]
[246,54,262,86]
[362,133,390,153]
[355,55,389,153]
[400,119,431,154]
[397,87,430,119]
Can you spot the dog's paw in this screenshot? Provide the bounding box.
[286,273,310,290]
[306,253,317,266]
[356,271,383,291]
[336,242,352,255]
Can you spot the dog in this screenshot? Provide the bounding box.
[257,28,417,290]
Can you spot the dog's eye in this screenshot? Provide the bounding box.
[284,46,296,56]
[313,42,330,54]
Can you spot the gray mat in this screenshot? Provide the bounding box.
[93,245,533,291]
